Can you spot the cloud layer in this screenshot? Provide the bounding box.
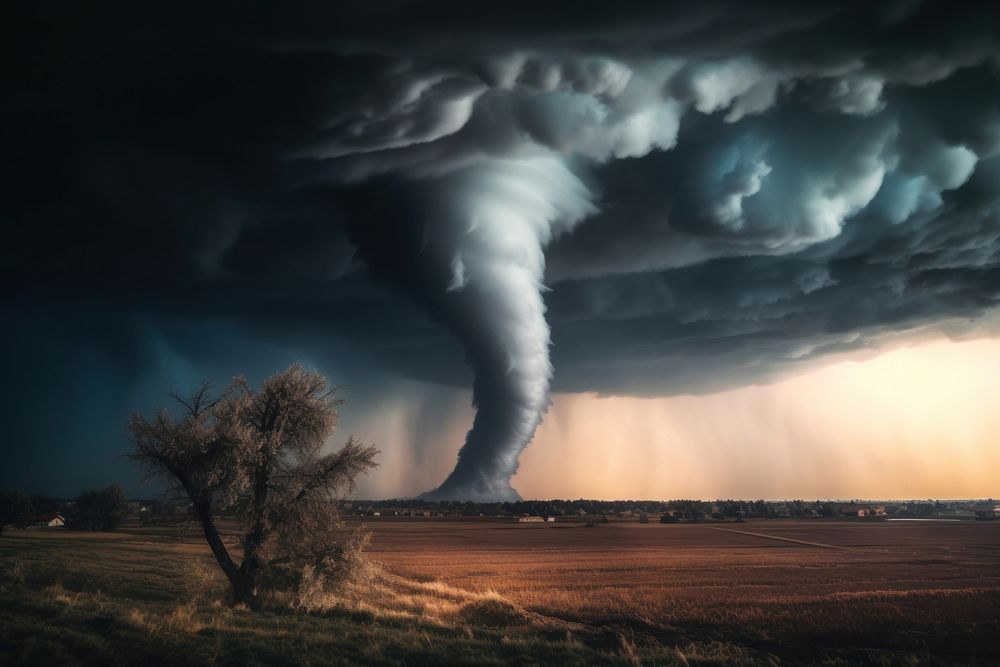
[4,1,1000,498]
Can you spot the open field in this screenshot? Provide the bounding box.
[3,519,1000,665]
[368,519,1000,663]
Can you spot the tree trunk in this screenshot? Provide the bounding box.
[192,501,257,608]
[236,465,270,604]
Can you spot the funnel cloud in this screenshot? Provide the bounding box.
[348,159,595,500]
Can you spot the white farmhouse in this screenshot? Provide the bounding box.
[34,512,66,527]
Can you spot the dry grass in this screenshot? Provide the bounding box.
[2,519,999,665]
[0,526,621,665]
[364,519,1000,663]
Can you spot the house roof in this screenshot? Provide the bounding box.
[34,512,65,522]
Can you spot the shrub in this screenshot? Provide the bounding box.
[66,486,128,531]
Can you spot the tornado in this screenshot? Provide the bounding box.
[325,55,683,500]
[415,158,596,500]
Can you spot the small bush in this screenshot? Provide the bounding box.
[66,486,128,531]
[0,558,25,585]
[289,528,374,611]
[458,598,527,627]
[181,561,228,609]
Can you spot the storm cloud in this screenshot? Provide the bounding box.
[4,1,1000,499]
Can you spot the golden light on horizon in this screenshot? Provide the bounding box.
[512,337,1000,500]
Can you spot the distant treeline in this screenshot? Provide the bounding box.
[5,492,996,533]
[342,498,997,520]
[0,485,129,533]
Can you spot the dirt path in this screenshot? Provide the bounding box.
[704,526,851,550]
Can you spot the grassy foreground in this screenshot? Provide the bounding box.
[3,521,1000,665]
[0,528,680,666]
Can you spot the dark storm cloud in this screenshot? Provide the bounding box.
[3,1,1000,498]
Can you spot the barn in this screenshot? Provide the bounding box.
[34,512,66,527]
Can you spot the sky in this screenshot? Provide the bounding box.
[343,336,1000,500]
[3,1,1000,500]
[517,337,1000,500]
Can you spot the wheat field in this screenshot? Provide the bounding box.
[2,519,999,665]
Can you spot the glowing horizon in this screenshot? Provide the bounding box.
[513,337,1000,500]
[351,336,1000,501]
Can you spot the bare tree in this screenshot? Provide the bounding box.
[128,364,378,609]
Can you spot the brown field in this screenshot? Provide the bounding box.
[2,518,1000,665]
[365,519,1000,663]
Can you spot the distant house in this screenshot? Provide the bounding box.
[517,516,545,523]
[841,504,886,518]
[544,516,556,522]
[34,512,65,527]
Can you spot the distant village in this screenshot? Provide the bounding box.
[335,498,1000,524]
[5,492,1000,533]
